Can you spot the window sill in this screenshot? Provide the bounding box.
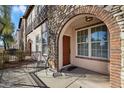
[75,56,110,62]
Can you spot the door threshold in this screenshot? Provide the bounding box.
[61,64,72,70]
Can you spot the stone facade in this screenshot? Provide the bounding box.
[21,5,124,88]
[113,6,124,88]
[47,5,80,69]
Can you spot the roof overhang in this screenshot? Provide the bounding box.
[18,17,23,29]
[23,5,34,19]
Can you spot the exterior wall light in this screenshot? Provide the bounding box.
[85,16,93,22]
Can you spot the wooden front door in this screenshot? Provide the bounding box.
[63,35,70,66]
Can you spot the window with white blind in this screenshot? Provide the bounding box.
[42,31,48,55]
[77,29,89,56]
[76,24,109,59]
[91,25,108,58]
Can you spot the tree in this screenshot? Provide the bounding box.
[0,6,15,50]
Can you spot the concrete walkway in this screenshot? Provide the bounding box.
[0,62,45,88]
[0,65,38,87]
[0,62,110,88]
[35,66,110,88]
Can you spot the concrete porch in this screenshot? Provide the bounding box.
[35,65,110,88]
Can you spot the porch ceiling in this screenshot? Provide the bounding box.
[69,15,102,29]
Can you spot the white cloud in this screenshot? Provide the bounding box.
[19,5,26,13]
[13,6,19,12]
[13,5,26,13]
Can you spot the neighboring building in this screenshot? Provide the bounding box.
[13,29,21,49]
[14,17,26,50]
[23,5,48,61]
[20,5,124,88]
[18,17,26,51]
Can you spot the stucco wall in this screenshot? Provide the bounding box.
[27,22,47,50]
[27,25,42,52]
[27,22,47,61]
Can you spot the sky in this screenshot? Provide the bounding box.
[11,5,27,32]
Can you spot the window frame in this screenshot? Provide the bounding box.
[76,23,109,60]
[36,44,39,52]
[77,29,89,57]
[41,23,48,56]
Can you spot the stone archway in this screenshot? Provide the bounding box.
[57,6,121,87]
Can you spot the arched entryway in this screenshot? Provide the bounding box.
[27,39,32,56]
[57,6,121,87]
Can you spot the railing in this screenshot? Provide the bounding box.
[33,6,48,29]
[26,6,48,35]
[26,23,32,35]
[0,51,27,62]
[0,51,48,69]
[0,51,49,84]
